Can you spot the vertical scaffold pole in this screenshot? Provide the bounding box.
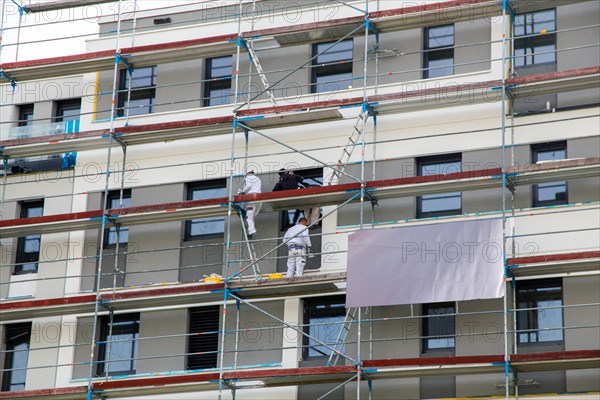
[218,1,245,397]
[501,0,511,398]
[124,0,138,126]
[86,2,124,399]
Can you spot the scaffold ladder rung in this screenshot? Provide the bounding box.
[237,208,261,280]
[327,111,370,186]
[326,307,358,366]
[246,41,277,106]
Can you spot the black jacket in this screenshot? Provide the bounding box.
[273,174,304,191]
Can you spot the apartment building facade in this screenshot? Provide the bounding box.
[0,1,599,399]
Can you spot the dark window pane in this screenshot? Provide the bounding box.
[304,296,346,359]
[423,303,455,351]
[417,155,462,218]
[105,190,131,246]
[424,25,454,78]
[186,181,227,238]
[312,40,353,94]
[514,9,556,67]
[427,25,454,48]
[16,201,44,275]
[517,280,563,345]
[205,56,232,106]
[97,314,139,376]
[55,99,81,123]
[118,67,156,117]
[532,142,567,207]
[2,323,32,392]
[18,105,34,127]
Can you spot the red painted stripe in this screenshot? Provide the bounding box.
[0,386,86,399]
[0,295,97,311]
[507,251,600,266]
[115,115,234,134]
[511,349,600,362]
[363,354,504,368]
[363,350,600,369]
[94,372,221,390]
[0,210,102,228]
[225,365,356,380]
[101,283,225,301]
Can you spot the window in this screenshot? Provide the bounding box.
[514,9,556,67]
[54,99,81,123]
[424,25,454,79]
[17,104,34,127]
[185,180,227,239]
[417,154,462,218]
[517,279,563,345]
[187,306,220,370]
[1,323,31,392]
[117,66,157,117]
[312,40,353,93]
[303,296,346,359]
[422,303,455,352]
[97,313,139,376]
[15,200,44,275]
[204,56,232,107]
[104,190,132,247]
[532,142,567,207]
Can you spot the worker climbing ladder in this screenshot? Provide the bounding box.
[235,205,261,280]
[326,103,376,186]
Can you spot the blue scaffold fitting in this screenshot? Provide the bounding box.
[365,16,379,38]
[0,70,17,92]
[503,0,515,16]
[12,0,30,16]
[115,53,134,76]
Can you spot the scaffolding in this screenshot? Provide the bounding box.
[0,0,599,399]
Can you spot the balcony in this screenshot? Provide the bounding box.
[2,120,80,141]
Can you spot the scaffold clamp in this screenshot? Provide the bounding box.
[115,53,134,76]
[0,70,17,92]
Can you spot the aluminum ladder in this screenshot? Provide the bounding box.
[326,307,358,366]
[245,40,277,106]
[326,107,372,186]
[236,207,261,280]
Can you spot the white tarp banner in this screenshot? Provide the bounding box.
[346,219,505,307]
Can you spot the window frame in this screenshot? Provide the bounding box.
[531,141,568,207]
[204,56,233,107]
[186,306,220,370]
[423,24,455,79]
[96,313,140,376]
[185,179,227,240]
[53,99,81,123]
[15,200,44,275]
[1,323,32,392]
[311,39,354,94]
[103,189,132,248]
[416,153,462,218]
[17,104,34,127]
[117,66,157,117]
[422,302,456,353]
[514,9,557,68]
[302,295,346,360]
[516,278,564,346]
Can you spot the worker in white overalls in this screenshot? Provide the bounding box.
[241,168,262,239]
[284,217,312,278]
